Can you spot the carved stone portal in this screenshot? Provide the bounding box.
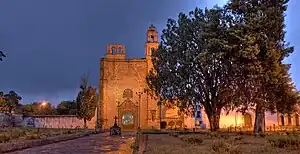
[118,99,138,130]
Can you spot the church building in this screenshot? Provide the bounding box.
[98,25,183,130]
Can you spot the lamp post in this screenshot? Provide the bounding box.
[136,91,143,128]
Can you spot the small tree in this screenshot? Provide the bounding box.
[2,91,22,114]
[76,74,97,129]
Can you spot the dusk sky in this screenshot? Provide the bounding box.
[0,0,299,105]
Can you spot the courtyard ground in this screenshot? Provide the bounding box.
[144,132,300,154]
[7,132,135,154]
[0,127,85,143]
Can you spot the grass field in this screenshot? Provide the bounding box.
[145,132,300,154]
[0,127,85,143]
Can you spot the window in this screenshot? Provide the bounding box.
[118,48,122,54]
[151,48,155,56]
[280,115,285,126]
[111,47,117,54]
[122,113,134,125]
[151,110,156,121]
[150,35,154,42]
[123,89,133,98]
[196,111,201,119]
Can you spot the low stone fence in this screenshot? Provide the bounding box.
[0,112,97,129]
[21,115,83,128]
[0,112,23,127]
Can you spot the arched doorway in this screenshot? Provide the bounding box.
[243,113,252,127]
[118,99,138,130]
[280,115,285,126]
[295,114,299,126]
[121,112,134,129]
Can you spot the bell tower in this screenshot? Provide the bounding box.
[145,24,159,58]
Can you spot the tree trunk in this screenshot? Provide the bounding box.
[84,118,87,129]
[254,105,265,134]
[208,114,220,131]
[206,108,221,131]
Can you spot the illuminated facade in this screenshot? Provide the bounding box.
[98,25,183,130]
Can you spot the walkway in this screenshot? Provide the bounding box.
[7,133,135,154]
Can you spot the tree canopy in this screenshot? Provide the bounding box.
[226,0,299,133]
[56,100,77,115]
[22,102,57,116]
[147,0,299,132]
[147,6,240,131]
[76,74,97,128]
[0,91,22,114]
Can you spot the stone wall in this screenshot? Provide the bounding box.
[0,112,23,127]
[20,115,83,128]
[0,112,96,129]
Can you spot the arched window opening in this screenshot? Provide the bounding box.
[295,114,299,126]
[111,47,117,54]
[280,115,285,126]
[123,89,133,99]
[151,48,155,56]
[150,35,154,42]
[243,113,252,127]
[118,48,122,54]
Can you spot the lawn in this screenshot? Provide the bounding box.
[145,132,300,154]
[0,127,85,143]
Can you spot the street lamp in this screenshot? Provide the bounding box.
[136,91,143,128]
[40,101,47,115]
[41,101,47,107]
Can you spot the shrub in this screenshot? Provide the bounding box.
[25,133,41,140]
[208,132,220,139]
[182,137,203,145]
[0,133,10,143]
[220,133,230,140]
[211,139,240,153]
[268,135,300,149]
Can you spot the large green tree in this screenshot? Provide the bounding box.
[226,0,299,133]
[147,6,239,131]
[56,100,77,115]
[76,74,97,128]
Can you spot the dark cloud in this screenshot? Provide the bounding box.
[0,0,193,103]
[0,0,299,104]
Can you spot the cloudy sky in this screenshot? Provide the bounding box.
[0,0,299,105]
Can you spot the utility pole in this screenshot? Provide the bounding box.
[136,91,143,128]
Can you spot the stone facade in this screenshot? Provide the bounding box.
[99,25,182,130]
